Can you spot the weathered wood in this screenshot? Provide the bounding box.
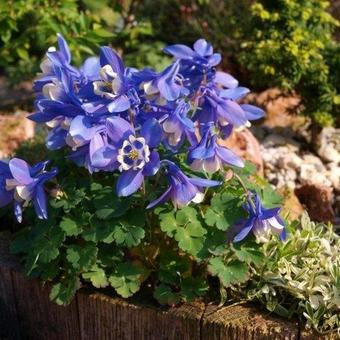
[10,271,81,340]
[300,328,340,340]
[201,303,299,340]
[0,231,338,339]
[77,291,205,340]
[0,266,21,340]
[0,231,20,339]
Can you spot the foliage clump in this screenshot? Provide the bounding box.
[239,0,340,126]
[246,213,340,334]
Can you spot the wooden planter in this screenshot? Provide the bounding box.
[0,232,336,340]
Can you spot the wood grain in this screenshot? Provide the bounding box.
[77,291,205,340]
[11,271,80,340]
[201,303,299,340]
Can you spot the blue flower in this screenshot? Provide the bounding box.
[0,158,57,222]
[195,85,265,128]
[164,38,221,69]
[188,125,244,173]
[147,160,220,209]
[90,46,133,114]
[233,193,286,243]
[164,39,221,93]
[91,116,162,196]
[134,61,188,103]
[160,100,195,150]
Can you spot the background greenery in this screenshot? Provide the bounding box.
[1,0,339,125]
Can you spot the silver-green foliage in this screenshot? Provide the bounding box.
[247,213,340,333]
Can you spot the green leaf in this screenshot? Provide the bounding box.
[232,242,264,266]
[108,263,146,298]
[66,243,98,271]
[112,212,145,247]
[82,217,115,243]
[158,206,206,256]
[82,265,108,288]
[158,210,178,237]
[50,276,80,306]
[208,257,249,287]
[60,217,81,237]
[154,283,181,305]
[93,186,130,219]
[32,225,65,263]
[260,185,282,208]
[175,223,206,255]
[205,193,245,231]
[180,277,209,301]
[16,47,29,60]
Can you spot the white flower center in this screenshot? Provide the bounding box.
[117,135,150,172]
[5,179,32,203]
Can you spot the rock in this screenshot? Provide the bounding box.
[326,163,340,191]
[279,187,304,222]
[0,111,35,158]
[299,163,331,187]
[295,184,335,223]
[317,127,340,164]
[248,88,302,128]
[220,128,263,175]
[262,134,299,150]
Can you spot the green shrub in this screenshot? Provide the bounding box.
[239,0,340,126]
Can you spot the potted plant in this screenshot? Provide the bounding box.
[0,35,338,338]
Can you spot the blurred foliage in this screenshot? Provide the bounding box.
[133,0,340,126]
[0,0,169,83]
[239,0,340,126]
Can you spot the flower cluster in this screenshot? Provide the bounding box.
[1,35,285,241]
[30,35,263,203]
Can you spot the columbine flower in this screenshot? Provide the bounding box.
[195,85,264,129]
[233,193,286,243]
[161,100,195,150]
[91,47,132,113]
[164,38,221,70]
[188,125,244,173]
[0,158,58,222]
[147,160,220,209]
[91,116,162,196]
[135,61,187,104]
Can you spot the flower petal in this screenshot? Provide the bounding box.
[14,201,23,223]
[33,185,48,219]
[91,146,117,169]
[215,71,238,89]
[240,104,265,121]
[141,118,162,148]
[107,95,130,113]
[188,177,221,188]
[193,39,213,56]
[143,151,160,176]
[216,146,244,167]
[163,44,195,59]
[116,169,144,197]
[220,87,250,100]
[146,185,172,209]
[106,116,134,146]
[99,46,125,75]
[57,33,71,63]
[9,158,33,185]
[233,218,255,242]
